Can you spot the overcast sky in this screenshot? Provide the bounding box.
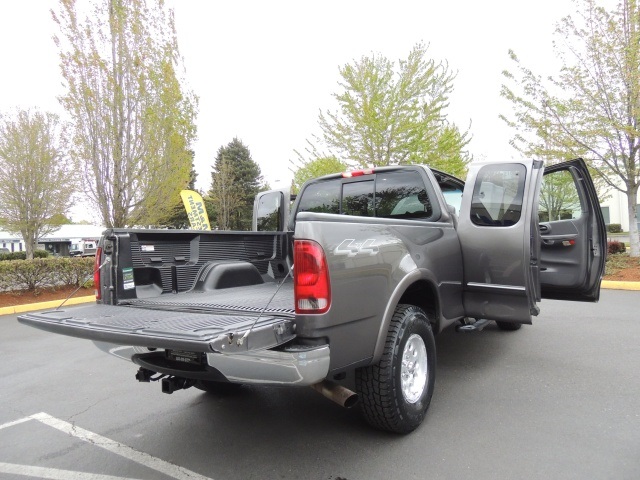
[0,0,580,222]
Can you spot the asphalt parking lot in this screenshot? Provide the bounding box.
[1,289,639,480]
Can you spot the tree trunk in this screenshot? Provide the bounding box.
[627,185,639,257]
[22,229,35,260]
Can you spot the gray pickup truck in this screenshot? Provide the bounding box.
[19,159,606,433]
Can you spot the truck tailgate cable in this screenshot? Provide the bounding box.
[235,264,294,348]
[55,257,111,310]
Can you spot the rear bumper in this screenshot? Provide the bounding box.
[94,341,331,386]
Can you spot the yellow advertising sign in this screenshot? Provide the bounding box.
[180,190,212,230]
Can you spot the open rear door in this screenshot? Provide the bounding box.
[457,158,606,326]
[457,160,543,324]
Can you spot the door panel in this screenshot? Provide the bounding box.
[539,160,606,301]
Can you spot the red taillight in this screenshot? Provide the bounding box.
[294,240,331,314]
[342,168,374,178]
[94,247,102,300]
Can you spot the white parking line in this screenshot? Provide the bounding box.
[0,462,141,480]
[0,413,215,480]
[0,416,32,430]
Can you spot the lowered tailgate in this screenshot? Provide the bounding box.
[18,303,295,354]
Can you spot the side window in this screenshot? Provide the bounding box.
[471,164,526,227]
[342,181,374,217]
[255,191,282,231]
[297,181,340,214]
[538,169,582,222]
[376,171,432,219]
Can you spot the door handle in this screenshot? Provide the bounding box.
[541,233,578,246]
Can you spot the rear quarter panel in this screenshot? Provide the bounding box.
[294,213,463,372]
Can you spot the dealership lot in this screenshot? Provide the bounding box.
[1,289,638,480]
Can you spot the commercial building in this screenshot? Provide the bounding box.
[0,225,104,256]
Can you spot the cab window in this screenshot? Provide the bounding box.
[343,181,374,217]
[297,168,436,221]
[297,181,340,214]
[376,171,432,219]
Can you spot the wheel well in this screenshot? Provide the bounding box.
[397,280,439,329]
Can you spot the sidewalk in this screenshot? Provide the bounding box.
[2,281,638,317]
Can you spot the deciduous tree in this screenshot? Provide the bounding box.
[315,43,471,177]
[157,152,198,228]
[54,0,198,228]
[501,0,640,256]
[290,156,348,193]
[0,110,76,259]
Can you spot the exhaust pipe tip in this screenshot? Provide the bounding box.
[311,380,359,409]
[342,392,359,409]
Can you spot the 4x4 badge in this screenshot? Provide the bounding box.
[334,239,379,257]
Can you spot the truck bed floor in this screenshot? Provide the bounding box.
[121,281,294,316]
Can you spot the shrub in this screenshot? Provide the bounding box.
[0,250,50,261]
[0,257,94,291]
[607,241,626,255]
[0,251,26,261]
[606,223,622,233]
[0,258,54,290]
[54,257,95,287]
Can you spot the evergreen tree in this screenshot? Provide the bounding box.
[208,138,263,230]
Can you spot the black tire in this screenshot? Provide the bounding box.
[355,304,436,434]
[195,380,242,394]
[495,321,522,331]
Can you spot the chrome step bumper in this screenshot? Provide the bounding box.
[95,341,331,386]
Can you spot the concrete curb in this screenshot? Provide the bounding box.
[0,295,95,316]
[601,280,640,291]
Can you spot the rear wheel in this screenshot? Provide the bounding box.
[355,304,436,434]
